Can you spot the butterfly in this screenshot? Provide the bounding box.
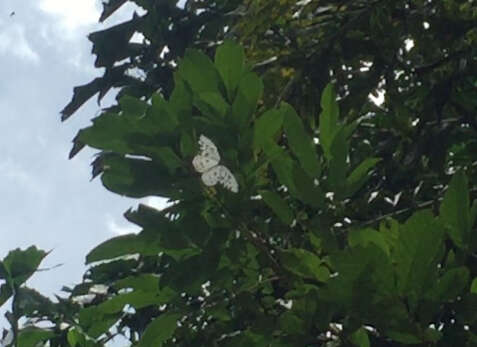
[192,135,239,193]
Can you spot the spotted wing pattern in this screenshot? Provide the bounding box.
[192,135,239,193]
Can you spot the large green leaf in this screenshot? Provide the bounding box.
[327,126,349,196]
[262,140,296,191]
[215,40,245,101]
[253,109,284,150]
[260,190,294,225]
[138,313,182,347]
[17,327,55,347]
[280,248,329,282]
[1,246,47,288]
[178,49,221,94]
[86,232,161,264]
[292,166,325,208]
[282,102,321,178]
[346,157,381,196]
[394,210,444,297]
[232,72,263,128]
[319,84,340,160]
[348,228,390,256]
[425,266,469,301]
[439,170,471,248]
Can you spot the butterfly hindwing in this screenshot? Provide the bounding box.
[201,165,239,193]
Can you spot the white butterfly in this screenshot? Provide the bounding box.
[192,135,239,193]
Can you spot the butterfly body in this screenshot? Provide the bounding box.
[193,135,239,193]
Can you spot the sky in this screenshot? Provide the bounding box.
[0,0,167,337]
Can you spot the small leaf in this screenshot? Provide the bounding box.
[138,313,181,347]
[260,190,294,225]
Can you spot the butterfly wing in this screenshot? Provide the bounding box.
[198,135,220,162]
[192,154,219,173]
[192,135,221,173]
[201,165,239,193]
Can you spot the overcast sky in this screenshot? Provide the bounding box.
[0,0,167,335]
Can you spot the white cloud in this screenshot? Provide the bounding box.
[38,0,100,32]
[144,197,169,211]
[106,214,140,236]
[0,23,39,62]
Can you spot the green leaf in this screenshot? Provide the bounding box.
[138,313,181,347]
[155,147,184,172]
[346,157,381,196]
[1,246,47,287]
[114,274,159,292]
[292,166,325,208]
[119,95,148,117]
[278,312,306,335]
[348,228,390,256]
[426,267,469,301]
[394,210,444,296]
[253,109,284,150]
[78,112,140,154]
[195,91,230,119]
[471,278,477,294]
[280,248,329,282]
[260,190,294,225]
[86,232,161,264]
[440,170,471,248]
[215,40,245,101]
[178,49,220,94]
[319,83,340,160]
[282,102,321,177]
[328,126,349,196]
[387,330,422,344]
[262,140,295,191]
[147,93,178,133]
[17,327,55,347]
[232,72,263,128]
[350,327,370,347]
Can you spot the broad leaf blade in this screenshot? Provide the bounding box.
[439,170,471,248]
[138,313,181,347]
[283,102,321,178]
[319,84,340,160]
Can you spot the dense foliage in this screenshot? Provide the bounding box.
[1,0,477,346]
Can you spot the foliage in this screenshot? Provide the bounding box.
[2,0,477,346]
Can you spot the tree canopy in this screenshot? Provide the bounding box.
[1,0,477,346]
